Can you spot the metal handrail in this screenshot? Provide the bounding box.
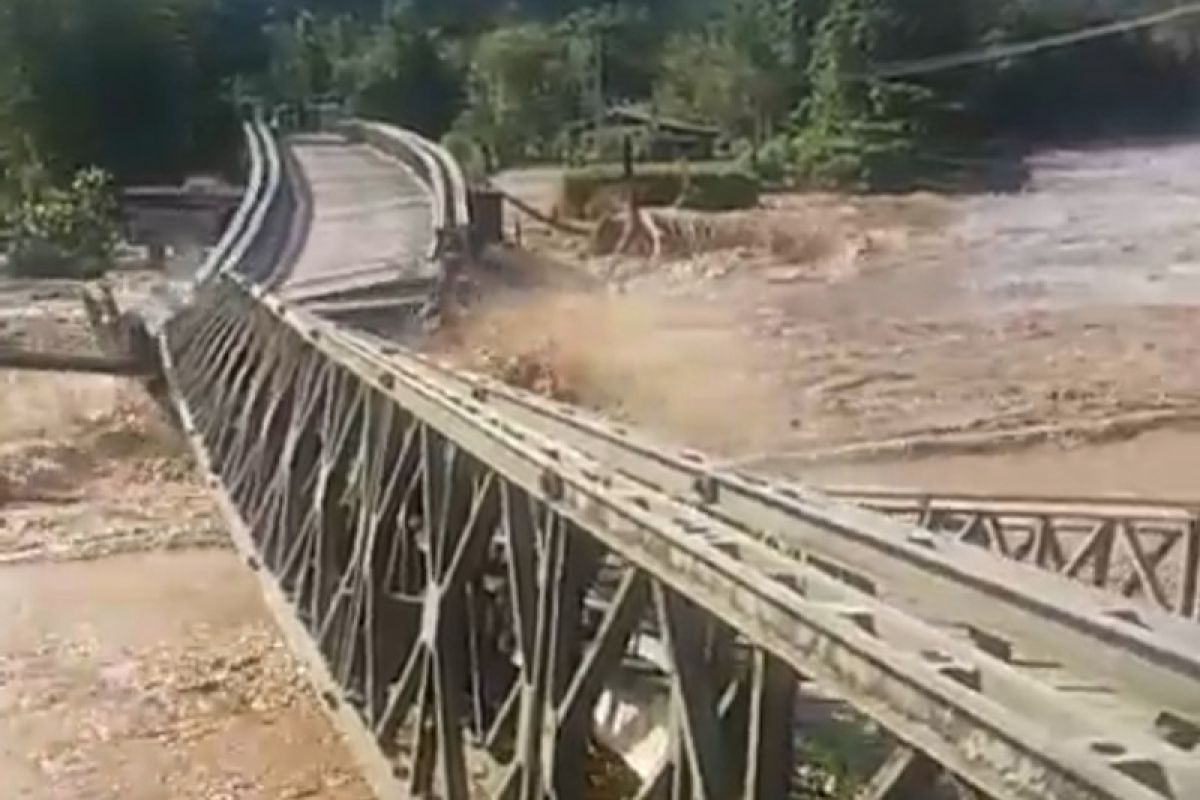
[192,120,267,285]
[422,133,470,229]
[220,119,283,281]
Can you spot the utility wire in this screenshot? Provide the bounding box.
[871,2,1200,79]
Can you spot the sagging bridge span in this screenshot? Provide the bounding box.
[9,116,1200,800]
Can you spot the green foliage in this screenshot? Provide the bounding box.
[737,134,794,184]
[560,162,758,218]
[265,12,343,106]
[248,0,1200,189]
[5,167,119,278]
[793,717,889,799]
[790,0,932,190]
[341,11,464,136]
[968,8,1200,141]
[558,4,664,111]
[3,0,1196,202]
[441,130,489,182]
[450,23,578,167]
[0,0,253,183]
[655,33,758,138]
[446,4,684,170]
[654,0,816,143]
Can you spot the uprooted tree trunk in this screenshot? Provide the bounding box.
[590,184,666,264]
[0,348,150,375]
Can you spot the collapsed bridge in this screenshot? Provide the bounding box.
[12,114,1200,800]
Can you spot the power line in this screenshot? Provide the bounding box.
[871,2,1200,79]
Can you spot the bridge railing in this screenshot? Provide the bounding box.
[161,272,1200,800]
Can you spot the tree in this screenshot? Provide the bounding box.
[654,0,822,140]
[558,4,663,114]
[0,0,257,182]
[655,32,758,134]
[451,22,577,166]
[5,166,120,277]
[341,11,464,136]
[266,11,340,106]
[791,0,940,188]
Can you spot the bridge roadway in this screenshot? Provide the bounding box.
[154,120,1200,800]
[276,133,439,316]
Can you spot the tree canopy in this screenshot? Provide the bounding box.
[1,0,1198,191]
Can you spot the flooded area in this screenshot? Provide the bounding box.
[7,133,1200,798]
[475,137,1200,498]
[0,551,368,800]
[879,139,1200,313]
[0,284,370,800]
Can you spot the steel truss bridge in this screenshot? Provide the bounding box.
[13,116,1200,800]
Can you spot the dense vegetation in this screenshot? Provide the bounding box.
[3,0,1200,201]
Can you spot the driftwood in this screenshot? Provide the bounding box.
[494,188,592,237]
[0,348,150,376]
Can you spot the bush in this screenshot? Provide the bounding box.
[560,162,759,218]
[442,131,490,182]
[5,168,119,279]
[793,119,918,191]
[737,135,795,185]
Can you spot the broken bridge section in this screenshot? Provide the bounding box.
[149,116,1200,800]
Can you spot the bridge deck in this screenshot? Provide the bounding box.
[281,134,436,302]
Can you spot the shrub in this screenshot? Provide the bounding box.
[793,119,918,191]
[5,168,119,279]
[737,135,795,185]
[559,162,758,218]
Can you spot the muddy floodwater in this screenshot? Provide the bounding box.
[479,137,1200,494]
[0,296,371,799]
[913,139,1200,312]
[790,138,1200,493]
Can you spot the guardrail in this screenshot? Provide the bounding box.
[826,487,1200,620]
[192,119,274,286]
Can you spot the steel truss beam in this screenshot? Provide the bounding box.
[158,275,1200,800]
[824,488,1200,620]
[335,330,1200,742]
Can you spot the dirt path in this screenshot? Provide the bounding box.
[0,282,371,800]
